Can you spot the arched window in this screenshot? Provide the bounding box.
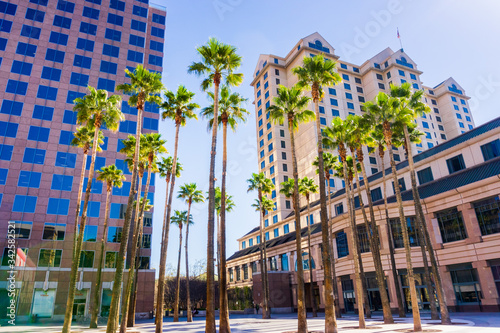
[295,252,316,271]
[315,40,323,47]
[400,56,407,63]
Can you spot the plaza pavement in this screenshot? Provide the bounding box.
[2,312,500,332]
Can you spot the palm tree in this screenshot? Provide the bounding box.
[63,87,122,333]
[202,86,248,329]
[390,83,451,324]
[312,152,341,317]
[155,85,198,328]
[364,92,422,332]
[267,85,314,332]
[247,173,274,320]
[188,38,243,333]
[293,54,342,333]
[170,210,193,322]
[369,127,406,318]
[105,65,163,333]
[124,133,167,328]
[347,115,394,324]
[178,183,205,322]
[323,118,365,328]
[89,165,125,328]
[298,177,319,317]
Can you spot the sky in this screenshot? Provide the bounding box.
[150,0,500,275]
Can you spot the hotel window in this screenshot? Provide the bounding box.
[47,198,70,215]
[274,228,279,238]
[141,234,151,249]
[283,164,288,172]
[12,221,33,239]
[6,80,28,95]
[82,6,99,20]
[357,225,370,253]
[446,154,466,174]
[389,216,419,248]
[236,266,241,281]
[76,38,94,52]
[451,96,457,102]
[264,72,268,80]
[282,152,287,160]
[12,195,37,213]
[320,117,327,125]
[474,196,500,236]
[107,227,122,243]
[378,83,385,90]
[459,122,464,129]
[11,60,32,76]
[417,167,433,185]
[449,263,482,304]
[79,251,94,268]
[438,125,444,131]
[243,264,248,279]
[26,8,45,22]
[345,93,352,100]
[53,15,72,29]
[463,107,469,113]
[370,187,382,202]
[435,208,467,243]
[376,73,383,80]
[110,0,125,11]
[332,109,340,117]
[340,63,347,69]
[18,171,41,188]
[281,141,286,148]
[42,223,66,241]
[17,42,37,57]
[285,201,291,209]
[38,249,62,267]
[434,108,439,114]
[386,72,391,79]
[344,83,351,90]
[329,88,336,95]
[229,268,233,282]
[392,177,407,193]
[342,74,349,81]
[57,0,75,13]
[336,231,349,258]
[398,70,405,76]
[356,86,363,93]
[481,139,500,161]
[431,100,437,105]
[335,203,344,215]
[413,83,419,89]
[265,232,269,241]
[0,121,18,138]
[347,102,354,109]
[441,134,447,140]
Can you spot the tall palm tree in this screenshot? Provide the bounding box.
[171,210,193,322]
[188,38,243,333]
[124,133,167,328]
[155,85,198,328]
[293,54,342,333]
[202,86,248,330]
[323,118,365,328]
[247,173,274,320]
[178,183,205,322]
[312,152,342,317]
[348,115,394,323]
[369,127,406,317]
[298,177,319,317]
[63,87,122,333]
[89,165,124,328]
[390,83,451,324]
[106,65,163,333]
[364,92,422,332]
[268,85,314,332]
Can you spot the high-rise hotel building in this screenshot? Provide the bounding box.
[226,33,500,313]
[0,0,165,322]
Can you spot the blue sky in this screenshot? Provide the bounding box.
[151,0,500,275]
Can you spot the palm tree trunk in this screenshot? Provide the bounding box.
[156,123,181,333]
[312,96,337,333]
[306,199,317,317]
[206,79,220,333]
[257,203,268,319]
[72,150,88,259]
[89,187,112,328]
[289,125,308,333]
[121,169,148,332]
[403,126,451,324]
[261,208,271,319]
[185,201,193,322]
[384,126,421,332]
[63,125,100,333]
[174,225,183,322]
[356,149,394,323]
[155,175,170,327]
[127,166,153,327]
[340,149,365,329]
[220,121,231,332]
[380,147,406,317]
[107,101,144,333]
[327,176,341,318]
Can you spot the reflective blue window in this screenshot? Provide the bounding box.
[53,15,71,29]
[36,85,58,101]
[151,26,164,38]
[127,50,143,63]
[55,152,76,168]
[133,5,148,17]
[23,148,45,164]
[103,44,120,57]
[82,177,102,194]
[100,61,117,75]
[11,61,32,76]
[144,102,159,114]
[105,28,121,41]
[51,174,73,191]
[25,8,45,22]
[0,19,12,32]
[347,102,354,109]
[131,19,146,32]
[0,121,17,138]
[41,67,62,81]
[143,117,158,130]
[6,80,28,95]
[119,120,137,134]
[107,13,123,26]
[57,0,75,13]
[0,1,17,15]
[149,40,163,52]
[20,25,41,39]
[129,34,145,48]
[96,78,115,92]
[330,98,338,106]
[45,48,64,63]
[80,22,97,35]
[0,37,6,50]
[28,126,50,142]
[86,0,101,4]
[74,54,92,69]
[345,92,352,100]
[76,38,94,52]
[30,0,48,6]
[13,195,37,213]
[79,200,101,218]
[0,145,13,160]
[320,117,327,125]
[148,55,162,66]
[63,110,77,124]
[59,130,73,145]
[86,156,106,171]
[33,105,53,120]
[66,91,85,104]
[18,171,41,188]
[17,42,37,57]
[109,0,125,11]
[113,181,131,196]
[47,198,70,215]
[152,13,165,25]
[0,168,7,185]
[82,6,99,20]
[115,159,131,175]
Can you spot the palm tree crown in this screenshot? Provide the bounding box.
[97,165,125,192]
[74,86,123,130]
[72,126,104,154]
[157,156,182,180]
[201,86,249,130]
[161,85,199,126]
[299,177,318,202]
[268,85,315,130]
[247,172,274,196]
[178,183,205,206]
[117,65,163,109]
[171,210,193,227]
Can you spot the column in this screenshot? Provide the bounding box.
[460,203,483,244]
[473,260,500,311]
[277,255,282,271]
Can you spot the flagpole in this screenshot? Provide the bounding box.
[397,27,403,51]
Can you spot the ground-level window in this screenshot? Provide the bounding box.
[389,216,419,248]
[32,289,56,318]
[100,289,112,316]
[435,208,467,243]
[449,263,482,304]
[341,277,355,313]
